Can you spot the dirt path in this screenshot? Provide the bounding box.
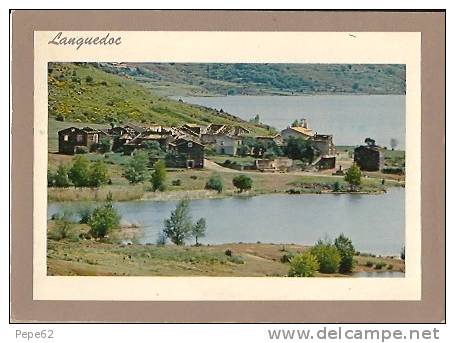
[204,159,242,173]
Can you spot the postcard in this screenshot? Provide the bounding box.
[31,31,422,301]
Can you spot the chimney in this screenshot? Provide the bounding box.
[303,118,308,129]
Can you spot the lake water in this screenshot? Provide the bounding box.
[48,187,405,256]
[179,95,405,149]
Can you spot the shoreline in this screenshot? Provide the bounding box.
[48,185,401,203]
[46,239,405,277]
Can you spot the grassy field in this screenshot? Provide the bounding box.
[126,63,406,96]
[48,63,269,134]
[47,238,405,277]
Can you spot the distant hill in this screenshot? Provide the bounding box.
[98,63,406,96]
[47,63,270,134]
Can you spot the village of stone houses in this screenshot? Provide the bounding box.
[47,62,406,277]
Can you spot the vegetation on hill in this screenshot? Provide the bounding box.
[103,63,406,96]
[47,62,269,134]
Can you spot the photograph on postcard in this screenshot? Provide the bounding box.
[46,61,406,278]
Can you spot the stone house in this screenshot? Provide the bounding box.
[215,134,242,156]
[309,134,336,156]
[58,127,108,155]
[354,145,384,171]
[280,119,314,141]
[169,138,205,168]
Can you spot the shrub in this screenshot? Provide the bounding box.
[224,249,232,257]
[88,193,121,238]
[49,211,75,241]
[55,114,65,121]
[190,175,198,180]
[374,262,386,270]
[332,181,341,192]
[344,163,361,191]
[387,264,393,270]
[123,150,150,184]
[280,252,295,263]
[77,204,93,224]
[310,241,341,274]
[288,251,319,277]
[54,164,71,187]
[75,146,89,154]
[172,179,182,186]
[85,75,93,83]
[232,174,253,193]
[151,160,167,192]
[68,155,90,187]
[88,160,110,187]
[205,174,223,193]
[334,234,356,273]
[365,260,374,267]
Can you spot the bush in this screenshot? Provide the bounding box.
[151,160,167,191]
[205,174,223,193]
[88,193,121,238]
[334,234,356,273]
[55,114,65,122]
[49,211,75,241]
[280,252,295,263]
[75,146,89,154]
[288,251,319,277]
[232,175,253,193]
[344,163,361,191]
[85,75,93,83]
[387,264,393,270]
[332,181,341,192]
[78,204,93,224]
[172,179,182,186]
[365,260,374,267]
[68,155,90,187]
[310,241,341,274]
[224,249,232,257]
[374,262,386,270]
[88,160,110,187]
[123,150,150,184]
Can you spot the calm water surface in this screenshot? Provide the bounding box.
[48,187,405,256]
[179,95,405,149]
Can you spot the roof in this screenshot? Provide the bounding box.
[288,126,314,137]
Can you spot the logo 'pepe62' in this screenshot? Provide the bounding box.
[48,32,122,50]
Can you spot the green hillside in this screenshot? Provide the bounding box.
[47,63,269,134]
[107,63,406,96]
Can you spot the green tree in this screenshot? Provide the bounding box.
[88,193,121,238]
[334,234,356,273]
[284,136,315,162]
[151,160,167,191]
[123,150,150,184]
[55,163,71,187]
[205,174,224,193]
[310,240,341,274]
[288,251,320,277]
[88,160,110,187]
[47,168,55,187]
[232,175,253,193]
[192,218,207,245]
[344,163,362,191]
[68,155,90,187]
[98,138,112,153]
[163,199,193,245]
